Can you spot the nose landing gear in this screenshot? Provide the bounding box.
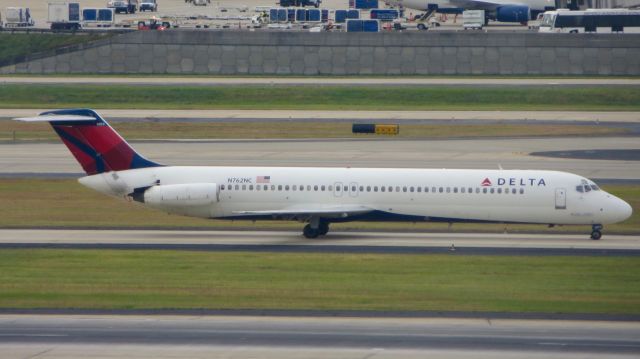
[590,224,603,240]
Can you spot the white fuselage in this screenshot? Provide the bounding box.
[80,166,632,226]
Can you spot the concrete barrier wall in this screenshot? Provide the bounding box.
[2,31,640,75]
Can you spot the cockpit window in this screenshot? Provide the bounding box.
[591,184,600,191]
[576,185,583,193]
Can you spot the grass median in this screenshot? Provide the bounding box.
[0,84,639,110]
[0,34,110,66]
[0,120,626,141]
[0,179,637,234]
[0,249,638,314]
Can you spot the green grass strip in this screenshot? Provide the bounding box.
[0,249,638,314]
[1,84,640,110]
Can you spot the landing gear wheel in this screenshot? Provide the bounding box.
[318,222,330,236]
[303,224,319,239]
[591,224,603,240]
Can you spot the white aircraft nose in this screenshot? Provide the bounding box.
[612,197,633,223]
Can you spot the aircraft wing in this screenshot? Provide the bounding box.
[233,205,372,219]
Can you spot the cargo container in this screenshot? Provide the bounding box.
[4,7,35,27]
[463,10,484,30]
[296,8,306,21]
[306,9,321,22]
[82,8,114,27]
[349,0,378,9]
[322,9,328,22]
[346,19,379,32]
[370,9,399,21]
[288,8,296,22]
[48,2,81,30]
[335,9,347,23]
[347,9,360,19]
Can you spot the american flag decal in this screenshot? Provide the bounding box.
[257,176,271,183]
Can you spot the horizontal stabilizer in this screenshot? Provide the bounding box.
[13,115,97,122]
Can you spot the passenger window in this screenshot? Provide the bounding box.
[490,188,495,194]
[344,186,348,191]
[307,185,311,191]
[277,185,282,191]
[235,185,239,190]
[446,187,451,193]
[483,188,488,194]
[388,186,393,192]
[352,186,356,192]
[417,187,421,193]
[454,187,458,193]
[374,186,378,192]
[249,185,254,190]
[381,186,386,192]
[476,188,480,194]
[292,185,296,191]
[497,188,502,194]
[367,186,371,192]
[520,188,524,194]
[221,185,225,190]
[403,187,407,192]
[256,185,261,191]
[469,187,473,193]
[328,185,333,191]
[271,185,276,191]
[241,185,245,190]
[512,188,516,194]
[396,186,401,192]
[439,187,443,193]
[461,188,465,193]
[432,187,436,193]
[359,186,364,192]
[264,185,268,191]
[410,187,415,192]
[285,185,290,191]
[425,187,429,193]
[300,185,304,191]
[321,185,325,191]
[314,185,318,191]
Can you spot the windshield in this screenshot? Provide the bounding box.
[576,179,600,193]
[540,13,555,27]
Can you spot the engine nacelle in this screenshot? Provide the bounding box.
[139,183,218,217]
[496,5,530,23]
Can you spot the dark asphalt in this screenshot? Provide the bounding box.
[532,149,640,161]
[1,242,639,256]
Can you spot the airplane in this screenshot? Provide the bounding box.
[14,109,632,240]
[386,0,557,25]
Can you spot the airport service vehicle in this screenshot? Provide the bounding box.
[539,9,640,33]
[48,2,81,30]
[463,10,484,29]
[4,7,35,27]
[139,0,158,12]
[192,0,210,6]
[386,0,556,25]
[108,0,138,14]
[14,110,632,240]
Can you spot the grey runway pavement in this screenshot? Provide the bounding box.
[1,229,639,253]
[3,76,640,86]
[2,108,640,122]
[1,315,639,358]
[1,137,639,179]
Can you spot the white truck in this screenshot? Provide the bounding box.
[48,2,81,30]
[108,0,138,14]
[4,7,35,27]
[463,10,484,30]
[139,0,158,12]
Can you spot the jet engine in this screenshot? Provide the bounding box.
[131,183,218,217]
[496,5,530,23]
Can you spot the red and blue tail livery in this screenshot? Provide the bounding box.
[20,109,161,175]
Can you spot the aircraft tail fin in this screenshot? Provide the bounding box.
[14,109,162,175]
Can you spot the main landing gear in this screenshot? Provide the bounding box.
[591,224,603,240]
[302,218,330,239]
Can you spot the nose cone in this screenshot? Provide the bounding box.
[612,197,633,223]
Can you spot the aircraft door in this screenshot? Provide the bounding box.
[334,182,343,197]
[349,182,358,197]
[555,188,566,209]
